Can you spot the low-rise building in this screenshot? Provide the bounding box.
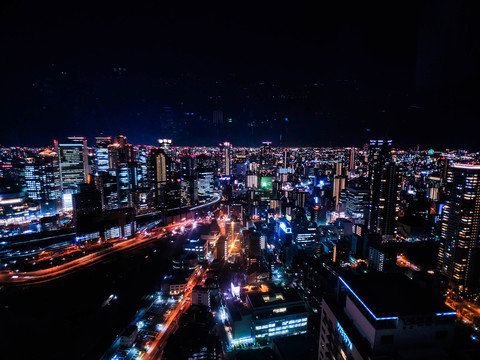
[246,288,309,341]
[192,285,211,308]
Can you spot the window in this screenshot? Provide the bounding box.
[380,335,394,345]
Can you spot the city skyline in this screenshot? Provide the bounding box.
[1,1,480,360]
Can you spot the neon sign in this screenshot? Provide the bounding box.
[337,322,353,350]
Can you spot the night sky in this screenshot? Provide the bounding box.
[0,0,478,149]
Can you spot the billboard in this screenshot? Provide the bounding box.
[260,176,273,191]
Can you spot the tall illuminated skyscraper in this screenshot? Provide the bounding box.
[220,141,232,176]
[54,137,88,191]
[366,140,400,238]
[94,136,112,174]
[54,137,89,210]
[148,148,171,207]
[24,149,61,214]
[437,164,480,292]
[347,147,355,172]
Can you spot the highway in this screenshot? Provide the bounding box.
[0,220,195,286]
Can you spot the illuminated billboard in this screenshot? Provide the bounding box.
[260,177,273,191]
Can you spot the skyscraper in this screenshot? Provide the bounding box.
[347,147,355,172]
[24,149,61,214]
[94,136,112,174]
[158,139,173,157]
[437,164,480,292]
[148,148,171,207]
[261,141,272,164]
[220,141,232,176]
[333,175,346,211]
[108,135,134,169]
[54,137,89,204]
[366,140,399,238]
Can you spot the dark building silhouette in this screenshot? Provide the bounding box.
[366,140,400,238]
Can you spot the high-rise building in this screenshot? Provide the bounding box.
[94,136,112,174]
[335,161,343,176]
[220,141,232,176]
[333,175,346,210]
[343,186,369,219]
[108,135,134,169]
[261,141,272,164]
[437,164,480,292]
[136,145,150,189]
[347,147,355,172]
[116,162,138,208]
[24,149,61,214]
[366,140,399,237]
[377,162,401,237]
[54,137,89,209]
[73,183,102,220]
[148,148,171,207]
[197,169,215,202]
[94,171,118,211]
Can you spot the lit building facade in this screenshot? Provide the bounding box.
[437,163,480,292]
[54,137,89,192]
[24,149,61,214]
[94,136,112,174]
[220,141,233,176]
[246,289,309,341]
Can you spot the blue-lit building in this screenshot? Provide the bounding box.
[276,218,293,245]
[94,136,112,174]
[54,137,89,210]
[24,149,61,214]
[224,286,308,347]
[116,163,138,208]
[196,169,215,203]
[318,273,455,360]
[247,288,309,341]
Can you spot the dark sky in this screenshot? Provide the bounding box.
[0,0,478,149]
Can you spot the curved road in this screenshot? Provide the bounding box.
[0,221,194,286]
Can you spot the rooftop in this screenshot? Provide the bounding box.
[246,287,304,310]
[340,272,452,318]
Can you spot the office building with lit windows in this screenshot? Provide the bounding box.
[246,287,309,341]
[24,149,61,214]
[437,163,480,292]
[54,137,89,192]
[220,141,233,176]
[148,148,171,207]
[196,169,215,202]
[54,137,89,210]
[94,136,112,173]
